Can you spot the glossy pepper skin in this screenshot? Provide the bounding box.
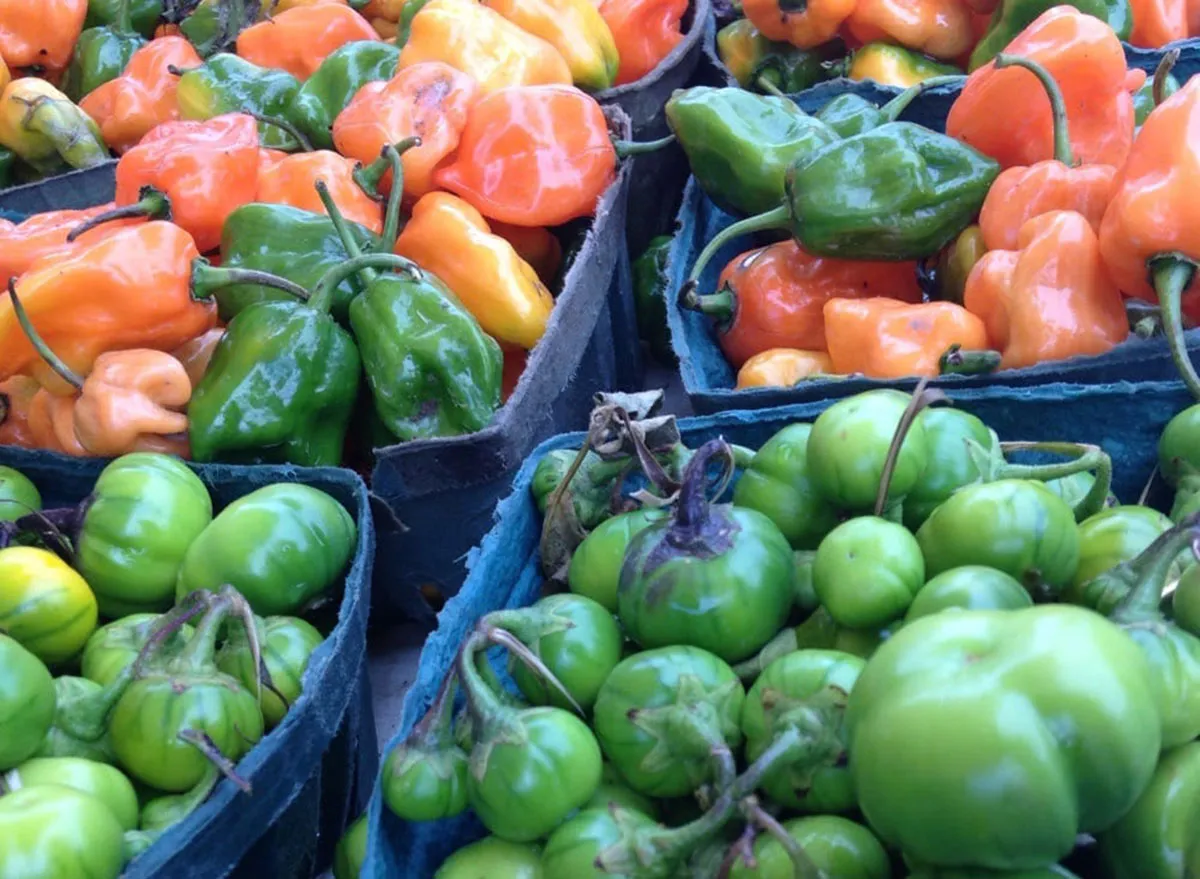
[847,605,1162,870]
[291,40,399,150]
[435,85,616,228]
[0,0,87,74]
[485,0,618,91]
[0,79,110,174]
[825,298,990,378]
[737,348,833,387]
[176,54,303,150]
[847,0,975,60]
[947,7,1134,171]
[256,150,383,234]
[742,0,854,49]
[236,2,380,81]
[1129,0,1188,47]
[399,0,571,93]
[0,204,141,280]
[665,87,839,218]
[844,42,962,87]
[85,0,162,37]
[965,211,1128,370]
[61,6,147,103]
[79,36,202,153]
[0,223,217,393]
[333,62,480,201]
[717,20,842,93]
[689,240,922,367]
[815,74,966,139]
[396,192,555,349]
[597,0,686,84]
[935,225,987,304]
[970,0,1132,69]
[631,235,674,363]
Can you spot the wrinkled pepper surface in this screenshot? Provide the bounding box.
[596,0,686,84]
[175,53,303,149]
[825,298,990,378]
[716,20,842,93]
[290,40,399,150]
[846,0,975,60]
[843,41,963,87]
[0,0,87,74]
[236,2,380,81]
[742,0,854,50]
[62,0,147,102]
[485,0,618,91]
[970,0,1132,69]
[0,79,109,174]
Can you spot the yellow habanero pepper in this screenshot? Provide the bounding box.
[846,42,963,89]
[0,546,99,666]
[395,192,555,349]
[736,348,835,389]
[0,78,109,173]
[485,0,619,91]
[398,0,572,93]
[0,58,10,95]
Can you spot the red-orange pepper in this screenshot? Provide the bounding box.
[736,349,834,389]
[977,54,1117,251]
[1129,0,1188,47]
[846,0,975,60]
[741,0,853,51]
[0,204,143,281]
[946,6,1134,170]
[434,85,617,228]
[966,210,1128,370]
[491,222,564,286]
[0,375,38,447]
[824,298,990,379]
[0,0,87,75]
[256,150,384,234]
[500,343,528,402]
[236,3,380,81]
[596,0,687,83]
[79,37,203,154]
[332,62,480,202]
[685,240,923,368]
[1190,0,1200,34]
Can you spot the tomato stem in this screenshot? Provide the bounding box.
[177,729,252,793]
[748,799,828,879]
[995,441,1112,521]
[875,378,947,517]
[675,438,735,532]
[1112,513,1200,623]
[485,626,584,716]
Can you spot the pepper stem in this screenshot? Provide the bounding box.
[875,378,946,517]
[1111,513,1200,623]
[66,186,172,242]
[6,279,85,391]
[756,77,786,97]
[310,253,423,314]
[995,441,1112,521]
[114,0,134,33]
[993,54,1073,167]
[1151,253,1200,402]
[379,145,406,249]
[353,136,420,202]
[248,112,313,152]
[190,257,311,304]
[879,74,967,124]
[682,284,736,324]
[613,134,676,159]
[938,344,1001,376]
[685,206,789,289]
[1154,49,1180,107]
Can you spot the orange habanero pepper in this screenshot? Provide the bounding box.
[491,222,564,286]
[596,0,688,83]
[1190,0,1200,34]
[946,6,1134,171]
[685,240,922,368]
[0,0,87,74]
[977,54,1117,251]
[1129,0,1188,47]
[236,3,380,82]
[0,223,218,393]
[172,328,225,388]
[256,150,384,234]
[79,37,203,154]
[26,390,85,455]
[846,0,975,61]
[742,0,854,50]
[434,85,617,228]
[965,210,1128,370]
[332,62,480,201]
[824,298,990,379]
[398,0,572,94]
[0,375,38,447]
[396,192,555,349]
[0,204,144,280]
[736,349,834,389]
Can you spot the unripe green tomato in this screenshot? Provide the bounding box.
[814,516,925,629]
[0,634,55,770]
[0,465,39,522]
[0,785,125,879]
[568,509,667,612]
[434,837,542,879]
[4,757,139,831]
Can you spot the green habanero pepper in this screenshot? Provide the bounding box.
[175,53,304,150]
[333,814,369,879]
[631,235,675,365]
[730,815,891,879]
[62,0,147,102]
[814,516,926,629]
[3,757,139,831]
[903,566,1031,624]
[434,837,542,879]
[1097,740,1200,879]
[969,0,1132,70]
[180,0,260,58]
[85,0,163,37]
[216,615,323,728]
[176,483,356,616]
[687,122,1000,278]
[291,40,400,150]
[0,634,54,770]
[815,74,965,139]
[618,440,795,663]
[382,673,469,823]
[716,20,843,94]
[567,508,668,613]
[1135,68,1180,129]
[665,86,839,217]
[81,613,193,688]
[846,604,1162,871]
[733,422,841,550]
[0,785,125,879]
[0,465,39,522]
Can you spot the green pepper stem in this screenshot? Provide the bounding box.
[6,279,85,390]
[685,206,789,288]
[683,284,736,324]
[1154,49,1180,108]
[314,177,370,270]
[485,626,585,715]
[613,134,676,159]
[938,344,1002,376]
[875,378,947,517]
[310,252,423,313]
[66,186,172,242]
[994,54,1073,166]
[995,441,1112,521]
[1152,254,1200,402]
[248,112,313,152]
[756,77,786,97]
[176,729,252,793]
[114,0,134,33]
[379,144,407,249]
[1112,514,1200,623]
[879,74,967,124]
[190,258,312,304]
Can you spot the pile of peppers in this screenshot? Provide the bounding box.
[670,7,1200,391]
[715,0,1197,96]
[350,364,1200,878]
[0,0,688,189]
[0,450,359,878]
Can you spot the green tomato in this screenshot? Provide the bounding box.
[916,479,1080,599]
[904,567,1031,623]
[1044,471,1108,511]
[176,483,356,616]
[542,807,660,879]
[593,646,745,798]
[1159,405,1200,488]
[729,815,891,879]
[434,837,542,879]
[906,866,1079,879]
[1174,565,1200,637]
[4,757,139,831]
[568,509,668,612]
[732,423,841,549]
[216,615,323,728]
[1070,506,1175,597]
[76,453,213,618]
[0,634,55,770]
[794,550,818,613]
[814,516,925,629]
[740,650,865,813]
[333,814,368,879]
[903,409,996,531]
[0,546,98,666]
[382,738,469,823]
[0,785,125,879]
[584,763,659,818]
[506,594,623,713]
[1170,488,1200,524]
[81,614,193,688]
[0,466,39,522]
[35,676,117,764]
[807,389,929,512]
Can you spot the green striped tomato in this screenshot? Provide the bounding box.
[0,548,98,666]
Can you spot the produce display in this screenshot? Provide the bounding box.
[0,452,357,878]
